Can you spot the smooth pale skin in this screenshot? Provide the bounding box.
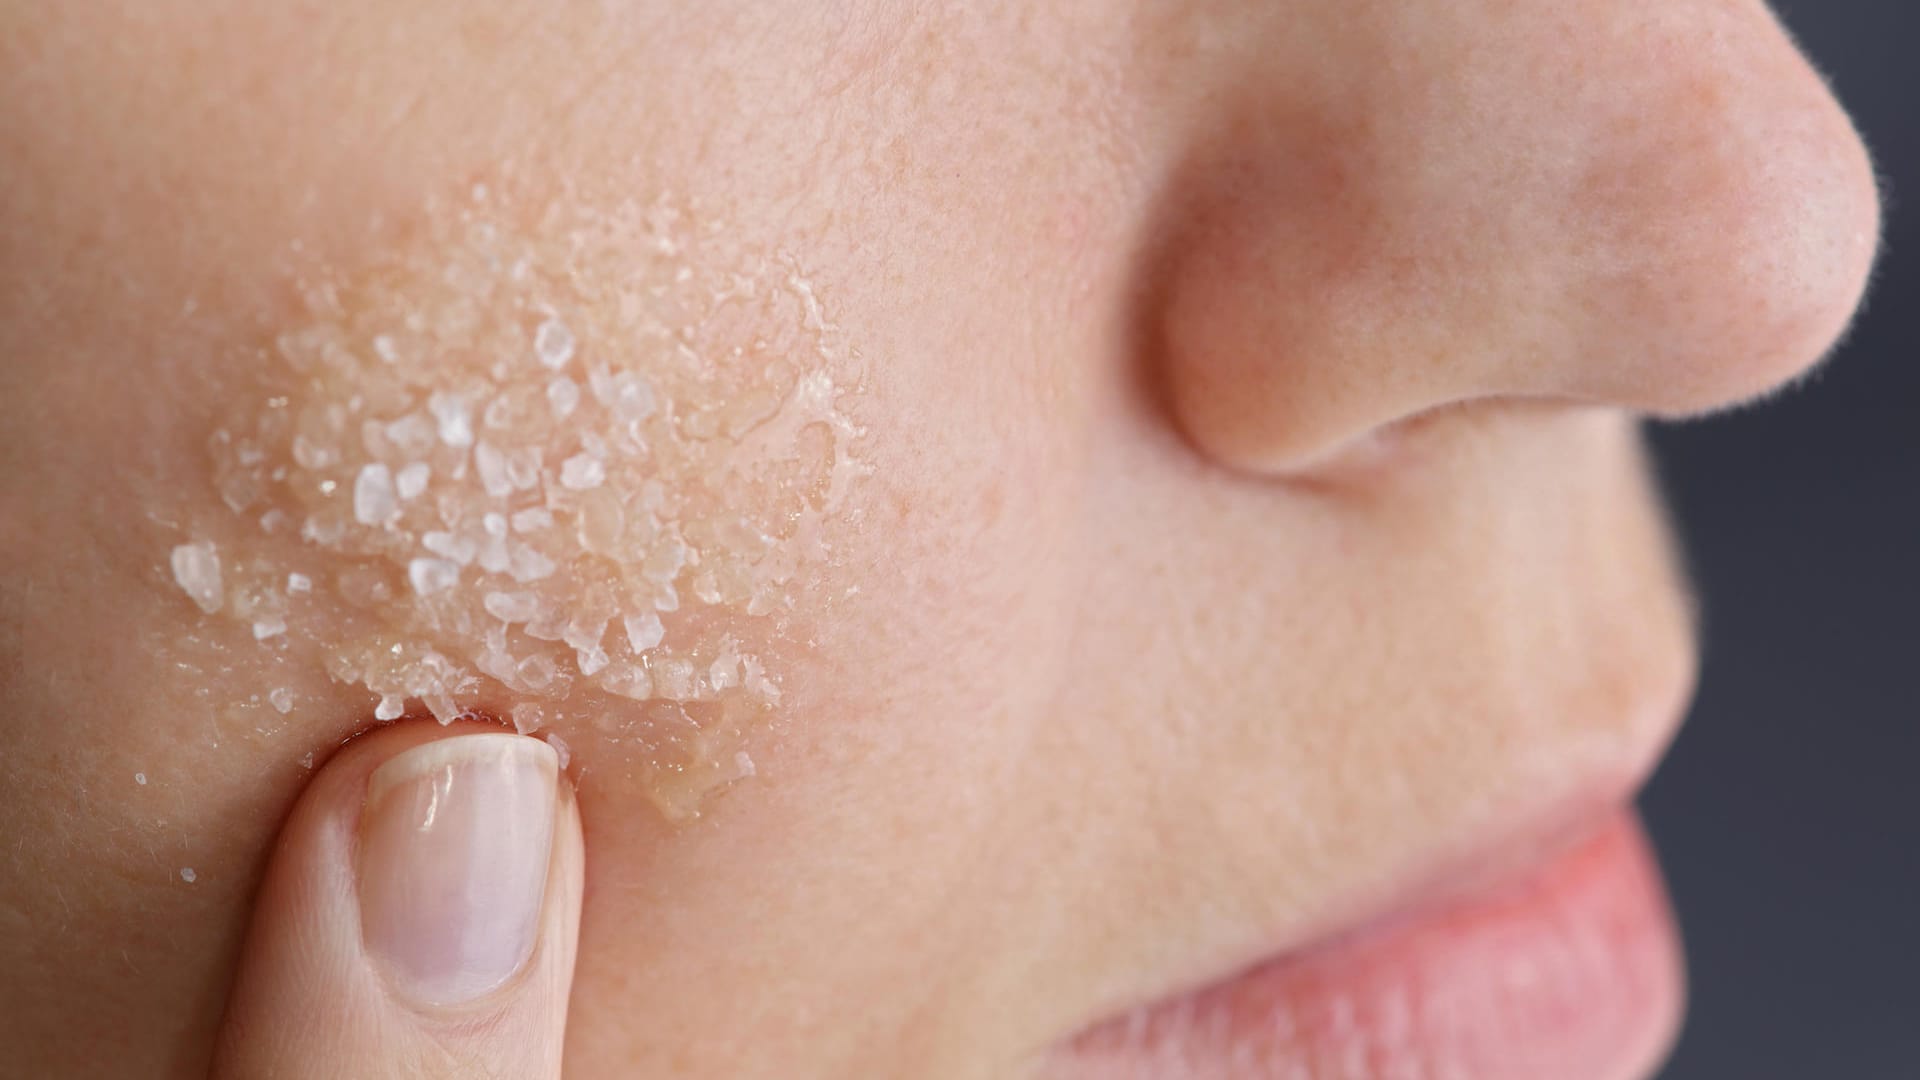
[0,1,1881,1077]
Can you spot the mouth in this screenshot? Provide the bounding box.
[1056,809,1684,1080]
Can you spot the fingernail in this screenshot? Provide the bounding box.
[358,733,559,1007]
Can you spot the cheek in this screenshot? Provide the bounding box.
[0,0,1119,913]
[0,3,1136,1070]
[0,171,903,1067]
[136,177,883,823]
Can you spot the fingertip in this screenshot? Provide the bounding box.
[213,721,583,1080]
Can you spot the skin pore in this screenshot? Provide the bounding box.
[0,1,1879,1077]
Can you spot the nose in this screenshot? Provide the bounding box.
[1152,1,1884,475]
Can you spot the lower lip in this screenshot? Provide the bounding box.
[1062,812,1684,1080]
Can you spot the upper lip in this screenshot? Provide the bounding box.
[1064,399,1705,1047]
[1066,794,1644,1057]
[1085,659,1697,1037]
[1326,778,1643,942]
[1222,486,1697,1009]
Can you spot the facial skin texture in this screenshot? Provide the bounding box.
[0,1,1880,1077]
[159,181,872,821]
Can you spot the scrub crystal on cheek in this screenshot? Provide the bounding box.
[167,183,870,819]
[169,541,224,614]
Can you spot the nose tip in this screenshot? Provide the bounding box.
[1574,45,1885,421]
[1151,3,1886,476]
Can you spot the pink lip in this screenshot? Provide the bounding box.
[1056,811,1684,1080]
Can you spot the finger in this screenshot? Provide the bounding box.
[212,726,585,1079]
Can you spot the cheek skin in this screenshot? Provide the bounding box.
[0,0,1119,1064]
[155,174,875,821]
[0,1,1123,1074]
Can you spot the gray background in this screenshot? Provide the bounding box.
[1642,2,1917,1077]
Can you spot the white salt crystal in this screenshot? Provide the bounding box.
[476,642,515,682]
[734,751,756,777]
[516,654,559,691]
[524,606,567,642]
[385,413,438,456]
[170,541,223,614]
[425,692,460,724]
[510,702,546,735]
[653,656,695,698]
[483,512,508,537]
[252,618,287,640]
[575,491,625,552]
[560,453,605,490]
[547,376,580,418]
[477,533,512,574]
[505,448,542,491]
[421,530,478,565]
[269,687,293,714]
[292,434,337,469]
[300,751,315,769]
[545,732,572,770]
[563,614,607,651]
[286,572,312,594]
[534,317,576,370]
[134,772,147,785]
[644,535,687,582]
[395,462,430,499]
[474,441,513,497]
[507,543,557,582]
[511,508,553,533]
[427,390,473,448]
[353,464,399,525]
[302,514,345,545]
[623,611,664,652]
[605,372,656,423]
[179,868,196,884]
[576,644,609,676]
[598,661,653,701]
[374,694,404,721]
[587,364,618,407]
[484,590,540,623]
[372,334,400,363]
[408,557,459,595]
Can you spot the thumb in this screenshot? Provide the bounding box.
[213,725,585,1079]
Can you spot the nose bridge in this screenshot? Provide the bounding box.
[1152,0,1883,474]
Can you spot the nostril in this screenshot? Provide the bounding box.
[1282,395,1595,483]
[1145,1,1886,478]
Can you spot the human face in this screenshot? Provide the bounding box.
[0,1,1880,1077]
